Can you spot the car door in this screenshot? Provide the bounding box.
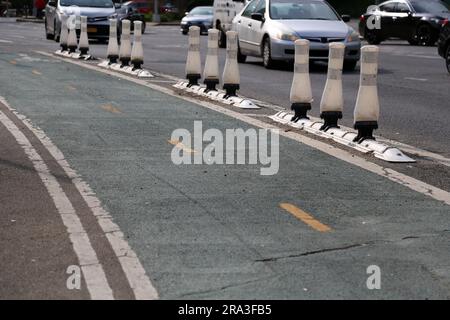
[236,0,259,54]
[248,0,266,54]
[393,1,414,39]
[378,2,397,38]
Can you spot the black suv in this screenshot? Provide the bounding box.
[359,0,450,46]
[438,21,450,73]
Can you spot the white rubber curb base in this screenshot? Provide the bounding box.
[173,81,260,109]
[96,60,154,78]
[270,111,416,163]
[54,50,93,61]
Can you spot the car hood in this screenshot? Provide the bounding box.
[59,6,115,17]
[182,15,213,22]
[273,20,350,37]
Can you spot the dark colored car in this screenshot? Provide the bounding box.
[122,0,152,14]
[117,2,147,34]
[161,2,179,14]
[437,20,450,72]
[359,0,450,46]
[180,6,213,35]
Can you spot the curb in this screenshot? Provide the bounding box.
[16,18,44,23]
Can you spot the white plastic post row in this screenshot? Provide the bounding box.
[174,28,259,109]
[269,44,414,163]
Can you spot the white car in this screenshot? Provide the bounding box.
[213,0,248,47]
[232,0,361,69]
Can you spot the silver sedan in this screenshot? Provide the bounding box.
[232,0,361,70]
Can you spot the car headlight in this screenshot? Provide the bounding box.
[347,31,360,42]
[274,31,300,42]
[109,13,118,19]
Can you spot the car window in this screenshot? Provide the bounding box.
[379,3,396,12]
[395,3,410,13]
[254,0,266,15]
[410,0,450,13]
[269,0,339,21]
[189,7,213,15]
[59,0,114,8]
[242,0,259,17]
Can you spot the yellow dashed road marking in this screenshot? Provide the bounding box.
[167,139,197,154]
[100,104,122,114]
[9,60,17,65]
[280,203,332,232]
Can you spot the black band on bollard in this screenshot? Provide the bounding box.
[61,44,68,52]
[223,83,239,98]
[204,79,219,92]
[320,111,343,131]
[80,48,88,55]
[291,103,312,122]
[187,74,201,87]
[132,60,143,71]
[68,46,77,53]
[108,55,118,64]
[120,57,130,68]
[353,121,378,143]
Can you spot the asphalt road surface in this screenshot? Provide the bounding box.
[0,19,449,300]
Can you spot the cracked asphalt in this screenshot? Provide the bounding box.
[0,19,449,300]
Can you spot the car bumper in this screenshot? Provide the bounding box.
[84,21,110,39]
[270,38,361,62]
[180,22,213,33]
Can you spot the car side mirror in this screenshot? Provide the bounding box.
[48,0,57,7]
[251,13,265,22]
[341,14,351,22]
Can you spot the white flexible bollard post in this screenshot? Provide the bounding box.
[203,29,220,92]
[222,31,240,97]
[185,26,202,86]
[131,21,144,70]
[106,19,119,65]
[290,39,313,122]
[78,16,89,57]
[67,15,78,54]
[59,14,69,53]
[320,42,345,131]
[119,19,131,68]
[353,45,380,143]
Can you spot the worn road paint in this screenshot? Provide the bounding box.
[100,104,122,114]
[280,203,332,232]
[168,139,197,153]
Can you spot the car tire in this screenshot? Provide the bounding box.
[365,28,381,45]
[262,37,276,69]
[445,45,450,74]
[218,28,226,48]
[237,46,246,63]
[343,60,358,72]
[408,38,419,45]
[45,20,54,40]
[182,30,188,35]
[54,19,60,42]
[142,22,146,34]
[416,24,435,46]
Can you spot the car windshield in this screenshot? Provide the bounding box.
[189,7,213,15]
[269,0,339,20]
[59,0,114,8]
[410,1,450,13]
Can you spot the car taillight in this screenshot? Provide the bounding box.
[360,15,365,22]
[443,18,449,27]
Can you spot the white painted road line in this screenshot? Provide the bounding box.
[40,51,450,207]
[0,39,13,43]
[404,77,428,82]
[0,96,159,300]
[0,102,113,300]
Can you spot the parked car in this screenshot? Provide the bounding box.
[160,2,179,14]
[121,0,152,15]
[437,20,450,73]
[180,6,213,35]
[359,0,450,46]
[214,0,248,47]
[45,0,118,41]
[117,1,147,33]
[232,0,360,70]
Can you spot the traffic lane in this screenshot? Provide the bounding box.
[1,52,449,298]
[0,106,89,299]
[2,22,450,157]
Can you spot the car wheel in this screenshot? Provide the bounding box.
[262,37,276,69]
[218,28,226,48]
[408,38,419,45]
[365,28,381,45]
[416,24,435,46]
[343,60,358,72]
[446,45,450,74]
[54,19,60,42]
[237,45,246,63]
[142,22,146,34]
[45,20,54,40]
[182,30,188,35]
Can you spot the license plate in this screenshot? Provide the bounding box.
[87,27,97,33]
